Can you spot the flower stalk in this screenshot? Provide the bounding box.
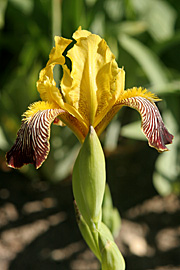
[72,126,125,269]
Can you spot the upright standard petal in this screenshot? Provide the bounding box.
[72,27,92,40]
[37,65,64,108]
[47,36,72,66]
[62,33,101,125]
[37,36,72,109]
[61,29,123,127]
[117,88,174,152]
[94,65,125,128]
[6,102,65,169]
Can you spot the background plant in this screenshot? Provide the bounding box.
[0,0,179,194]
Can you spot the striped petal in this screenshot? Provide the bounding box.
[6,102,65,169]
[118,88,174,152]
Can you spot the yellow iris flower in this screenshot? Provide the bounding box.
[6,28,173,169]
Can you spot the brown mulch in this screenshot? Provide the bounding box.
[0,167,180,270]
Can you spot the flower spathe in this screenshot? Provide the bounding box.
[6,27,173,169]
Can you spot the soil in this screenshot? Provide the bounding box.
[0,141,180,270]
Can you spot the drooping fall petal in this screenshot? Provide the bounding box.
[6,102,65,169]
[118,88,174,152]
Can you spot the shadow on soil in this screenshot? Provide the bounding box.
[0,141,180,270]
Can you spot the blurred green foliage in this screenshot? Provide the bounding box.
[0,0,179,194]
[102,184,121,238]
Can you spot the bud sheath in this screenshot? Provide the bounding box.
[72,126,106,228]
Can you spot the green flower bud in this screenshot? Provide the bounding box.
[101,241,125,270]
[99,227,125,270]
[72,126,106,228]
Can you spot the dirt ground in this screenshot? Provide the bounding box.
[0,143,180,270]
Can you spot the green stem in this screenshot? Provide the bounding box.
[91,224,101,261]
[52,0,62,39]
[52,0,62,85]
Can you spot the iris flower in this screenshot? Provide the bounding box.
[6,28,173,169]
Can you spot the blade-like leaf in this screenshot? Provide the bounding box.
[152,80,180,95]
[120,121,146,141]
[119,34,168,86]
[153,109,179,195]
[130,0,177,42]
[0,0,8,29]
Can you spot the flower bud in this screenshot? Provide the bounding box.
[99,230,125,270]
[72,126,106,228]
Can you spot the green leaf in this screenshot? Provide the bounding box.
[119,34,168,86]
[41,128,79,182]
[0,126,9,151]
[0,0,8,29]
[85,0,97,6]
[115,21,147,36]
[146,0,176,42]
[90,11,105,37]
[9,0,33,14]
[152,80,180,95]
[130,0,177,42]
[104,120,121,152]
[102,185,121,237]
[104,0,123,21]
[53,143,80,181]
[153,109,179,196]
[120,121,146,141]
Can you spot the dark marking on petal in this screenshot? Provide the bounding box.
[120,96,173,152]
[6,109,63,169]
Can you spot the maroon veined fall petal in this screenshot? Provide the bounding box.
[6,108,64,169]
[119,96,173,152]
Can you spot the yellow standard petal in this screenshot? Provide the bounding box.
[94,65,125,128]
[47,36,72,66]
[72,26,92,39]
[61,29,124,128]
[64,33,101,125]
[37,36,72,109]
[37,65,64,108]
